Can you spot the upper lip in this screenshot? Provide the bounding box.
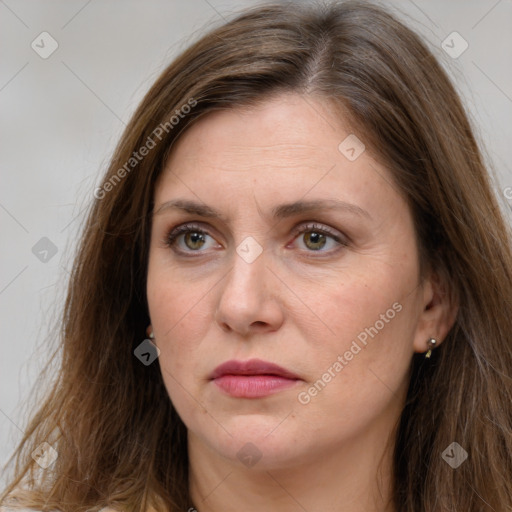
[210,358,300,380]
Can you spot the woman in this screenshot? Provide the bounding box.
[2,1,511,511]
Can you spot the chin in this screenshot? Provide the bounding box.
[190,415,307,469]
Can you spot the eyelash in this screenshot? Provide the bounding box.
[163,222,348,256]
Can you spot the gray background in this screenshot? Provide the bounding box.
[1,0,511,487]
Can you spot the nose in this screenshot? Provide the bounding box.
[214,246,284,337]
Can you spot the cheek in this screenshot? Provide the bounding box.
[297,264,404,344]
[146,263,227,425]
[146,270,208,421]
[297,301,415,437]
[296,259,418,392]
[147,255,213,344]
[146,261,204,387]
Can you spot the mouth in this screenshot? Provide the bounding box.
[210,358,301,398]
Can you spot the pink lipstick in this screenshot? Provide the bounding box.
[210,358,301,398]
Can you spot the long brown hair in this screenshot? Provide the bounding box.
[2,1,512,510]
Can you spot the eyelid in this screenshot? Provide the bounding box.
[289,222,347,245]
[163,221,348,254]
[163,222,221,254]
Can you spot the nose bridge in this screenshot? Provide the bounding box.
[224,237,268,304]
[215,236,283,334]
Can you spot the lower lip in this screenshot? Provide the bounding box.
[213,375,299,398]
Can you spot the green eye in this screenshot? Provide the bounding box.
[291,223,347,253]
[302,231,328,251]
[165,224,219,253]
[165,222,347,256]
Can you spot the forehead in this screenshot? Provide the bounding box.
[176,95,340,161]
[164,95,353,172]
[154,93,401,220]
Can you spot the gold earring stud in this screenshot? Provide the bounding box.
[425,337,437,358]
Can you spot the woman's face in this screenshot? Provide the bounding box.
[147,93,436,469]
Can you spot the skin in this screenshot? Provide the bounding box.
[146,93,456,512]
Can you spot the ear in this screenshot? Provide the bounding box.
[412,268,458,354]
[146,325,154,338]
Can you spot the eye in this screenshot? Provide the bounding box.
[290,223,347,253]
[163,222,347,256]
[164,223,220,254]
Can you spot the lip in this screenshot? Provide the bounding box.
[210,358,301,398]
[210,358,300,380]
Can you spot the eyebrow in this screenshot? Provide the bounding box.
[154,198,371,221]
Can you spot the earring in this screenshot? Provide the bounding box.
[425,337,437,358]
[146,330,157,350]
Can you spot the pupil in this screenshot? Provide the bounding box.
[306,232,326,250]
[183,231,327,251]
[187,232,204,249]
